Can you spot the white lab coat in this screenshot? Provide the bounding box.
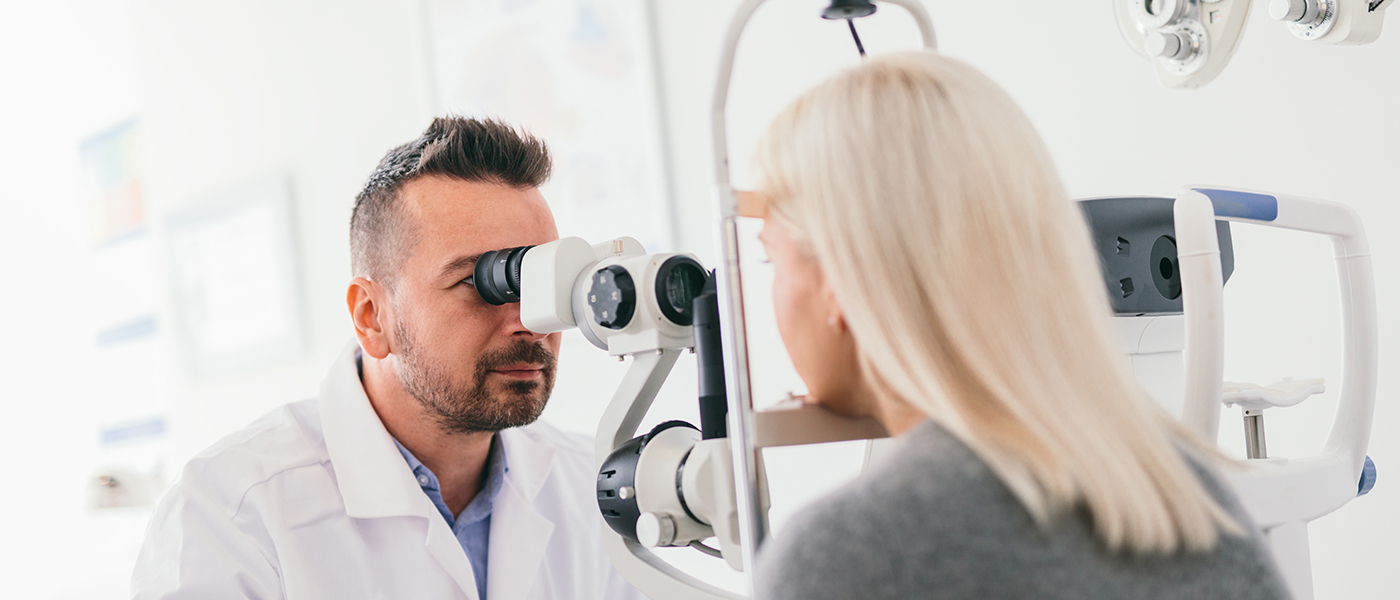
[131,342,645,600]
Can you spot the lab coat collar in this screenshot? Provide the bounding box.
[320,340,560,600]
[320,341,481,597]
[497,427,555,504]
[488,428,558,600]
[319,341,430,520]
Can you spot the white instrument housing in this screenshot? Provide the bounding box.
[1116,314,1188,417]
[577,252,704,356]
[1124,187,1377,600]
[520,236,646,334]
[519,235,705,355]
[1114,0,1253,88]
[1270,0,1395,44]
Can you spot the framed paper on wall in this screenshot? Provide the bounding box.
[165,175,304,378]
[422,0,677,252]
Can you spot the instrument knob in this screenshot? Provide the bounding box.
[637,512,678,548]
[1145,31,1193,60]
[1270,0,1320,23]
[588,265,637,330]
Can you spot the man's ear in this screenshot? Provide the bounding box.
[348,277,392,359]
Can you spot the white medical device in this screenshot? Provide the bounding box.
[1080,187,1378,600]
[470,237,708,355]
[1115,0,1396,88]
[1079,195,1237,419]
[1113,0,1254,88]
[1267,0,1395,44]
[471,236,756,598]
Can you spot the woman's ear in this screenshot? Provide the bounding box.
[347,277,392,359]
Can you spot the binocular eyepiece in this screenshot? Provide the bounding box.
[468,240,710,334]
[473,245,534,306]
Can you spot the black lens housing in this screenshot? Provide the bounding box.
[473,245,533,305]
[597,420,699,543]
[1150,235,1181,300]
[1078,197,1233,316]
[655,256,708,326]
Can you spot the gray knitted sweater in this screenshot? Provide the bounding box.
[755,421,1291,599]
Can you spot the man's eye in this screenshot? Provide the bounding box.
[461,274,476,288]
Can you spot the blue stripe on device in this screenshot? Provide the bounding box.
[1192,188,1279,222]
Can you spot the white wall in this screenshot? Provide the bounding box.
[651,1,1399,598]
[1,2,444,597]
[0,2,162,596]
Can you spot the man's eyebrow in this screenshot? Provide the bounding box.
[440,253,485,279]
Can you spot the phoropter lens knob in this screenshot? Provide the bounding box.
[588,265,636,330]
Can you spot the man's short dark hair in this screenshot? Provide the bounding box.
[350,117,552,286]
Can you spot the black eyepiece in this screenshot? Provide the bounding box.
[473,245,533,305]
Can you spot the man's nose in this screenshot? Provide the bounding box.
[498,302,546,339]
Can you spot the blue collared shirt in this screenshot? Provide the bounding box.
[392,434,508,600]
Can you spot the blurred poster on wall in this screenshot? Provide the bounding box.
[81,119,144,246]
[80,119,171,482]
[166,175,304,378]
[424,0,676,252]
[81,119,160,348]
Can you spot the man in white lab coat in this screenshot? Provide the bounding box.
[131,117,645,600]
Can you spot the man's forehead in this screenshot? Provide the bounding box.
[401,176,558,257]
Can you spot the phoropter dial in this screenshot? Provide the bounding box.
[588,265,637,330]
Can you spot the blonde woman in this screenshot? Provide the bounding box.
[748,52,1289,599]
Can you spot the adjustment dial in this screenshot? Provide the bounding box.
[1145,30,1193,60]
[1269,0,1321,24]
[588,265,637,330]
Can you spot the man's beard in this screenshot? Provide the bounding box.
[394,319,557,435]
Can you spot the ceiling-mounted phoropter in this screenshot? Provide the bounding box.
[1113,0,1254,88]
[1113,0,1396,88]
[1267,0,1395,43]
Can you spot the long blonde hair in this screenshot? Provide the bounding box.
[753,52,1242,554]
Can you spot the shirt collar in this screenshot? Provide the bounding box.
[392,433,510,526]
[337,343,555,515]
[352,348,512,526]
